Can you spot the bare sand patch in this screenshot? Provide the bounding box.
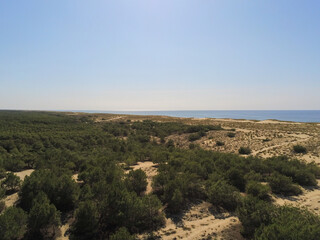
[4,193,18,208]
[14,169,34,181]
[139,202,244,240]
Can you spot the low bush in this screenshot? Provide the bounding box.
[268,173,302,196]
[254,206,320,239]
[237,196,275,237]
[188,133,202,141]
[293,145,307,154]
[207,180,240,211]
[238,147,251,155]
[227,132,236,138]
[245,181,271,201]
[216,141,225,146]
[109,227,136,240]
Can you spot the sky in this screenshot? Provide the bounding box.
[0,0,319,111]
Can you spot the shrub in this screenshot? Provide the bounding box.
[293,145,307,154]
[188,133,201,141]
[268,173,302,196]
[245,181,271,201]
[70,200,99,240]
[19,170,80,211]
[109,227,136,240]
[0,186,5,199]
[227,168,246,191]
[27,192,61,239]
[238,147,251,155]
[166,139,175,148]
[237,196,275,237]
[1,173,21,192]
[244,171,262,182]
[168,189,184,214]
[125,169,148,195]
[254,206,320,239]
[0,201,5,213]
[216,141,225,146]
[294,169,317,186]
[207,180,240,211]
[227,132,236,138]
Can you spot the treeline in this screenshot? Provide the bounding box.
[0,111,319,239]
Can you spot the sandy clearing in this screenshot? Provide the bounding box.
[14,169,34,181]
[139,202,244,240]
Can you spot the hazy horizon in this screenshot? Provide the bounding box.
[1,0,320,110]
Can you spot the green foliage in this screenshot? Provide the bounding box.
[0,201,5,213]
[125,169,148,195]
[293,144,307,154]
[238,147,251,155]
[27,192,61,239]
[0,111,319,238]
[1,172,21,192]
[237,196,275,237]
[0,185,5,199]
[265,156,318,186]
[99,184,164,234]
[227,168,246,191]
[227,132,236,138]
[20,170,80,211]
[166,139,175,148]
[0,207,28,240]
[168,189,184,213]
[254,206,320,239]
[0,168,7,178]
[207,180,240,211]
[268,172,302,196]
[188,133,202,141]
[70,200,99,240]
[238,196,320,239]
[245,181,271,201]
[216,141,225,146]
[109,227,136,240]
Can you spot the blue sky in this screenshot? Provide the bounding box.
[0,0,319,110]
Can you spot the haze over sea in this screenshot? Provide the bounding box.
[72,110,320,123]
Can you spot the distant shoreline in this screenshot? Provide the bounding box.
[1,109,320,123]
[65,110,320,123]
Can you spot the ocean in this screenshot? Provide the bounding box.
[74,110,320,123]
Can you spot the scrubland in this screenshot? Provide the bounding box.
[1,111,320,240]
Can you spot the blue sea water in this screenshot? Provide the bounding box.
[75,110,320,123]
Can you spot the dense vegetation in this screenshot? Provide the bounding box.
[0,111,319,239]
